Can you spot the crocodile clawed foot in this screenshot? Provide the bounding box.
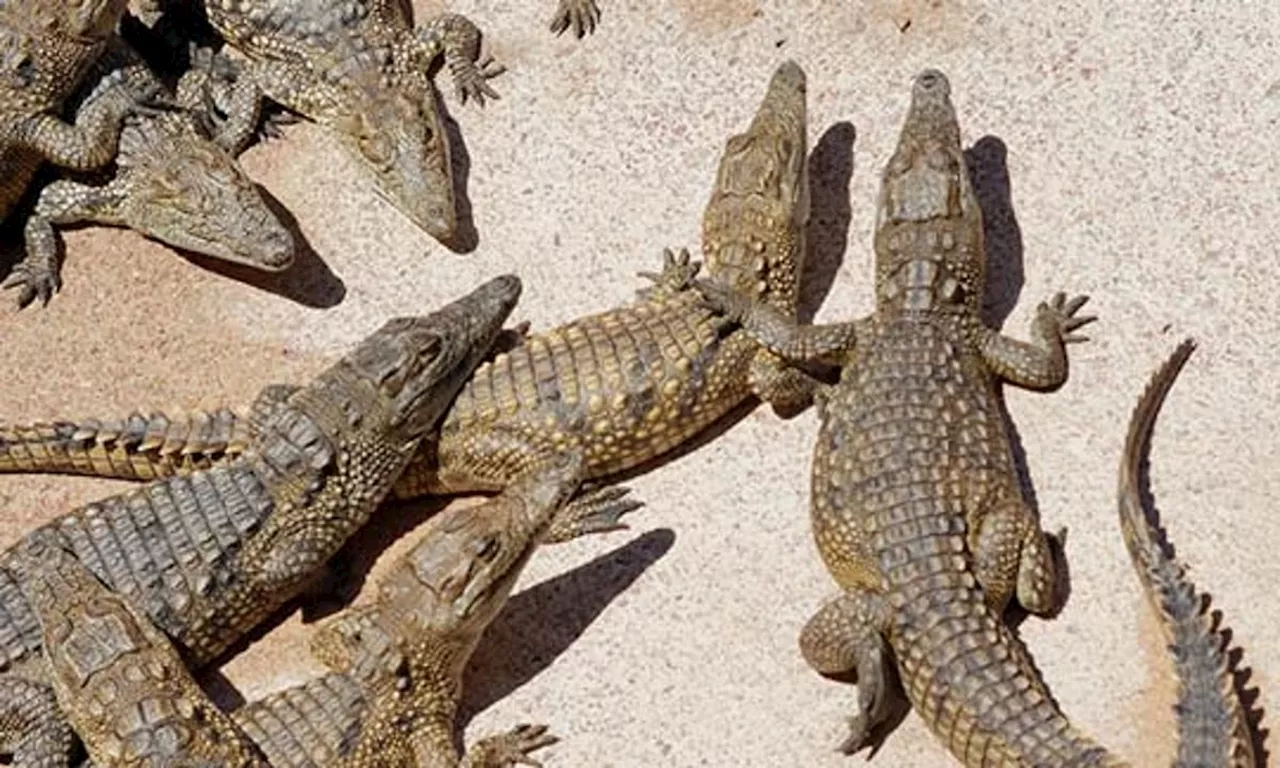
[2,258,60,310]
[542,485,643,544]
[465,723,558,767]
[1039,291,1096,344]
[453,53,505,107]
[691,276,750,323]
[635,247,700,300]
[837,714,874,755]
[549,0,601,38]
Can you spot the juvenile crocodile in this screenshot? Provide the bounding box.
[187,0,504,243]
[0,60,817,521]
[0,274,521,767]
[0,0,155,232]
[20,458,637,767]
[235,456,636,768]
[696,69,1256,766]
[3,40,296,308]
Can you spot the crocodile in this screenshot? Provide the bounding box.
[17,454,638,767]
[0,0,157,233]
[0,60,817,525]
[181,0,505,243]
[0,274,521,767]
[695,69,1256,766]
[3,40,296,308]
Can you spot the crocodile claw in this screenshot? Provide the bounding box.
[1038,291,1096,344]
[453,53,505,107]
[543,484,644,544]
[550,0,601,38]
[636,247,700,300]
[3,256,60,309]
[466,723,558,767]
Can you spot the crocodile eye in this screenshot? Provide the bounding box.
[939,277,964,304]
[358,132,394,167]
[472,536,500,561]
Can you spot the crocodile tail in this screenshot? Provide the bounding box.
[1118,338,1257,767]
[0,409,251,481]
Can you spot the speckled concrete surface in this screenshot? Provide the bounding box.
[1,1,1278,765]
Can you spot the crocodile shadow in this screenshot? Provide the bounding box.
[429,74,480,255]
[199,527,677,724]
[459,527,676,722]
[180,189,347,309]
[798,121,856,324]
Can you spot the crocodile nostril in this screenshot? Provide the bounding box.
[917,70,945,90]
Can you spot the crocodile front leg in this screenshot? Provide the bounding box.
[16,70,160,171]
[409,14,504,106]
[978,292,1095,391]
[693,276,860,364]
[4,178,129,307]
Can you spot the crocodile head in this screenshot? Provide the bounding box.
[122,124,296,271]
[332,78,458,243]
[873,69,985,317]
[701,59,810,312]
[334,274,522,444]
[397,453,581,644]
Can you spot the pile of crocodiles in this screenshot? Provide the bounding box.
[0,0,1263,765]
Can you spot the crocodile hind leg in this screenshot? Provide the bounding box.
[749,350,818,416]
[0,676,73,767]
[970,495,1065,617]
[799,589,908,755]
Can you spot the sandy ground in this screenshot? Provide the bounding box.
[1,1,1278,765]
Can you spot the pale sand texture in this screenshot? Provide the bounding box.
[1,1,1278,765]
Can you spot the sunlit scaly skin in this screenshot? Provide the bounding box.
[4,41,296,308]
[0,0,159,306]
[0,275,521,767]
[0,60,817,522]
[697,70,1117,765]
[24,453,635,768]
[10,540,269,767]
[199,0,503,242]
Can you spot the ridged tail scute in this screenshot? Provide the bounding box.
[1119,338,1258,768]
[0,409,250,480]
